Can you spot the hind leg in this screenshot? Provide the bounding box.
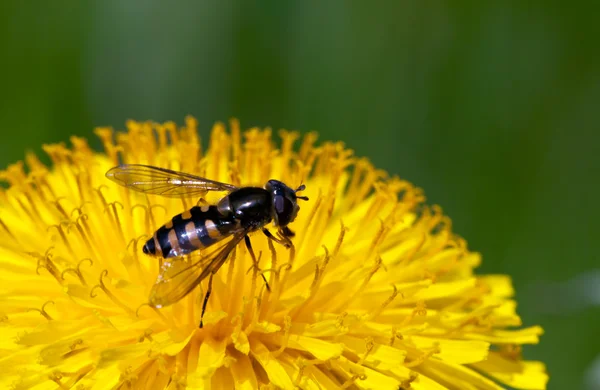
[199,273,214,328]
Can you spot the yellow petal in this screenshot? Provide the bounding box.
[463,326,544,344]
[194,337,228,379]
[471,352,549,390]
[250,339,294,389]
[285,334,343,360]
[333,356,401,390]
[229,351,258,390]
[409,336,490,364]
[338,335,406,371]
[418,357,504,390]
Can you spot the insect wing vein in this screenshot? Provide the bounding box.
[106,164,238,198]
[148,230,247,308]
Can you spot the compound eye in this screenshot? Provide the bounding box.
[274,195,294,226]
[274,195,284,214]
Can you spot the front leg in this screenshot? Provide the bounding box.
[262,228,292,248]
[280,226,295,237]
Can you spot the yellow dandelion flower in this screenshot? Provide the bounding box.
[0,117,548,390]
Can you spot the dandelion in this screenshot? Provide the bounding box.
[0,117,548,389]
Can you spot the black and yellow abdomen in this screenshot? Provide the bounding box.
[143,205,238,258]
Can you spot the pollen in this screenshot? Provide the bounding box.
[0,117,548,389]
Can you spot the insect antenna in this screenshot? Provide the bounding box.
[295,184,309,201]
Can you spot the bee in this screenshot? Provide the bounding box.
[106,164,308,327]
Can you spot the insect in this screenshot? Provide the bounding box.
[106,164,308,327]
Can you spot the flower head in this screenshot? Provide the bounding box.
[0,118,547,389]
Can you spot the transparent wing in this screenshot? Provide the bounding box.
[148,230,247,308]
[106,164,238,198]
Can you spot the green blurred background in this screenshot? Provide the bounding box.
[1,2,598,388]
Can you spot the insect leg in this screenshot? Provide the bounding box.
[262,228,292,248]
[281,226,295,237]
[199,272,214,328]
[244,235,271,292]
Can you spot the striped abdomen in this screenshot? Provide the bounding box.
[143,205,237,258]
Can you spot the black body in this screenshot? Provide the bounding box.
[143,187,275,258]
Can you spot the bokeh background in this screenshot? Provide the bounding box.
[1,2,598,388]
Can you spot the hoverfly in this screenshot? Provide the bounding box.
[106,164,308,327]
